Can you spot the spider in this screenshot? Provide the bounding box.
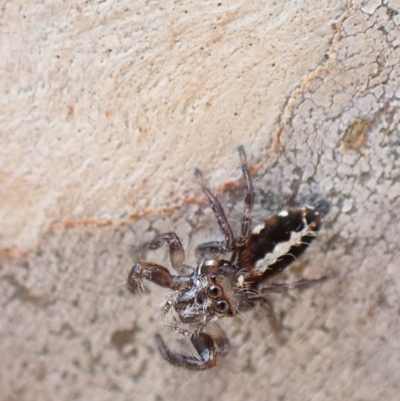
[127,146,329,370]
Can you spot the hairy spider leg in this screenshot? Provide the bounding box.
[195,240,226,259]
[167,319,230,356]
[207,323,231,356]
[257,276,328,293]
[194,167,235,250]
[143,232,188,274]
[253,276,328,342]
[155,331,219,370]
[258,297,284,344]
[194,145,255,257]
[127,262,191,293]
[235,145,255,247]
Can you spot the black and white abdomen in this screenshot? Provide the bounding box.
[237,201,329,281]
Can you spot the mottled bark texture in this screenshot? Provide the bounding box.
[1,1,399,400]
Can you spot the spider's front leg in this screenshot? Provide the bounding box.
[143,231,188,274]
[155,332,218,370]
[127,262,191,293]
[128,231,192,294]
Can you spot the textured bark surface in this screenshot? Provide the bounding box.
[1,1,400,400]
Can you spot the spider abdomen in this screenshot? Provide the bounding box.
[238,206,325,280]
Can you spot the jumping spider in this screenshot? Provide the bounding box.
[128,146,329,370]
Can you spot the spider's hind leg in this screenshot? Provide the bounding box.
[194,146,255,254]
[194,167,235,250]
[235,145,255,248]
[257,277,328,294]
[257,297,284,344]
[255,277,328,342]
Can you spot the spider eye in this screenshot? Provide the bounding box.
[214,300,230,314]
[207,284,222,299]
[210,274,217,282]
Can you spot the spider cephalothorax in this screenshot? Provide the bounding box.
[127,146,329,370]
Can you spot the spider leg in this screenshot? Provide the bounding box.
[155,332,217,370]
[255,277,328,342]
[143,232,188,274]
[257,276,328,293]
[258,297,283,344]
[169,320,230,356]
[208,323,230,356]
[235,145,255,247]
[195,241,226,260]
[127,262,191,293]
[194,168,235,250]
[194,146,255,253]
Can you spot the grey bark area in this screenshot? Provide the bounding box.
[1,1,400,401]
